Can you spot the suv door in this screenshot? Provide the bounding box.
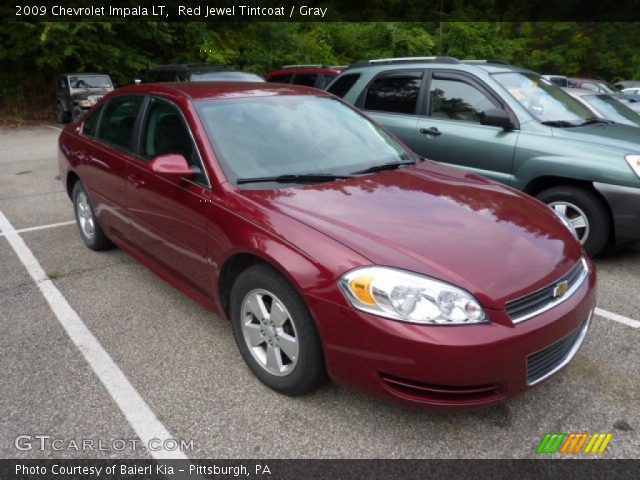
[415,71,519,183]
[358,70,424,150]
[126,96,212,294]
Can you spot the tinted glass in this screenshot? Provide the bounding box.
[268,74,293,84]
[96,96,143,151]
[69,75,112,89]
[327,73,360,98]
[320,75,336,88]
[154,71,177,82]
[429,78,497,123]
[584,95,640,127]
[292,74,319,87]
[195,95,413,186]
[82,105,102,136]
[364,74,422,114]
[494,72,593,124]
[140,98,207,184]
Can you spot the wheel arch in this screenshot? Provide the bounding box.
[65,170,81,199]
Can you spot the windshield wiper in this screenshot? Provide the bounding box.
[578,117,614,126]
[236,173,354,185]
[352,160,418,175]
[540,120,579,128]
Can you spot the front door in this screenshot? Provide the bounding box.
[414,71,519,184]
[126,96,212,294]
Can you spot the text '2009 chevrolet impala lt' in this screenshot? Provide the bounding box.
[58,82,596,409]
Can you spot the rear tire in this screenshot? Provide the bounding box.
[230,263,327,396]
[57,104,71,124]
[536,186,610,256]
[72,181,113,251]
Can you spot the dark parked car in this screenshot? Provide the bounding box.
[265,64,345,89]
[328,57,640,256]
[614,80,640,90]
[564,87,640,127]
[58,82,595,410]
[56,73,114,123]
[136,64,264,84]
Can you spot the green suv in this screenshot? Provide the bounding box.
[327,57,640,255]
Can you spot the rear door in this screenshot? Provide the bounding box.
[126,96,212,294]
[414,70,519,183]
[357,70,424,150]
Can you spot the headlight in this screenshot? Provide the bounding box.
[78,100,92,107]
[625,154,640,178]
[339,266,486,325]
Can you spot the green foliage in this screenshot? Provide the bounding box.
[1,21,639,106]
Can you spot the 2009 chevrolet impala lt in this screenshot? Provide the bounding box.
[58,82,596,409]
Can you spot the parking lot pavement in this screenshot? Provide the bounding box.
[1,126,639,459]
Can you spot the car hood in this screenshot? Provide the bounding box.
[241,162,583,309]
[552,123,640,151]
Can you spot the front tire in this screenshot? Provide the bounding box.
[536,185,610,256]
[72,181,113,251]
[230,263,327,396]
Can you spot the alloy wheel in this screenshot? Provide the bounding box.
[549,201,590,244]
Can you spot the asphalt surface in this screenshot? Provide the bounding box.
[0,126,639,459]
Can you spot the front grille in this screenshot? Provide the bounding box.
[527,315,591,385]
[506,258,588,323]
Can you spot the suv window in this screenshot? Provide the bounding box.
[363,72,423,115]
[292,74,318,87]
[82,105,102,137]
[141,98,207,185]
[327,73,360,98]
[429,77,497,123]
[97,96,143,151]
[268,74,292,84]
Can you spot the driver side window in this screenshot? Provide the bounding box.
[140,98,208,186]
[429,77,497,123]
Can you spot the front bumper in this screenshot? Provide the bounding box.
[594,182,640,242]
[306,264,597,410]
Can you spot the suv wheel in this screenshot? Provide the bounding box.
[72,181,113,251]
[536,186,610,256]
[230,264,327,396]
[57,104,71,124]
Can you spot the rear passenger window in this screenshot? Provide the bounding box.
[269,74,292,84]
[292,74,318,87]
[82,105,102,137]
[96,96,143,151]
[363,73,422,114]
[327,73,360,98]
[429,78,497,123]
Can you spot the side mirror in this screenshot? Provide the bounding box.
[149,153,192,181]
[481,108,515,130]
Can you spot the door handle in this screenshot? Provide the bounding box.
[420,127,442,136]
[128,174,145,189]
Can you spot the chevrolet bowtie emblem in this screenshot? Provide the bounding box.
[553,280,570,298]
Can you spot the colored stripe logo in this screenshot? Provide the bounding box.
[537,433,612,454]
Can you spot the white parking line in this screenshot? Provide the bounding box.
[0,220,75,237]
[595,307,640,329]
[0,210,188,460]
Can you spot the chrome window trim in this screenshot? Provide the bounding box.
[526,309,593,386]
[509,257,589,324]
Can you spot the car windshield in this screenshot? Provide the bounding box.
[493,72,593,125]
[195,95,413,186]
[583,95,640,127]
[190,71,265,82]
[69,75,112,89]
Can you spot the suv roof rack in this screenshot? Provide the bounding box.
[349,57,461,68]
[462,60,510,65]
[281,64,330,69]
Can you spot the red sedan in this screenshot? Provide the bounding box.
[58,82,596,409]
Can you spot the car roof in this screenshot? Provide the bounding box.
[63,73,110,77]
[148,63,235,72]
[266,66,343,77]
[563,87,601,97]
[113,82,328,101]
[568,77,606,83]
[342,57,530,74]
